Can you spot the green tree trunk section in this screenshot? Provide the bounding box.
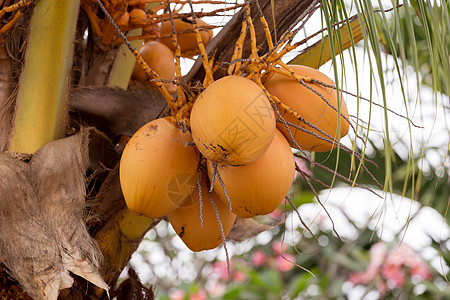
[9,0,80,153]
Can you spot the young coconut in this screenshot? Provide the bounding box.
[119,118,199,218]
[190,75,276,166]
[131,40,177,94]
[159,18,213,57]
[264,65,349,152]
[129,8,147,26]
[168,174,237,252]
[208,130,295,218]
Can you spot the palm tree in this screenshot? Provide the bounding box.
[0,0,448,298]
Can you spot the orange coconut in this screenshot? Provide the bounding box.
[132,40,177,94]
[119,118,199,218]
[190,75,276,166]
[207,130,295,218]
[159,18,213,57]
[129,8,147,26]
[168,175,237,252]
[117,12,129,29]
[264,65,349,152]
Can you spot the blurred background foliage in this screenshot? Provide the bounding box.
[130,203,450,299]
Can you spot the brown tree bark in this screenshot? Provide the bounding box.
[185,0,319,81]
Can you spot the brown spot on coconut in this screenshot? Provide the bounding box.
[190,76,276,166]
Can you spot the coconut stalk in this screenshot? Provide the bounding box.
[9,0,80,153]
[107,0,160,89]
[107,28,143,89]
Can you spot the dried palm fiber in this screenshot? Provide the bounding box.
[0,129,108,300]
[0,44,14,152]
[68,86,167,139]
[111,268,155,300]
[0,5,32,152]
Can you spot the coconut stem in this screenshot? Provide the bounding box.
[95,0,176,114]
[94,208,159,295]
[107,28,144,89]
[9,0,80,153]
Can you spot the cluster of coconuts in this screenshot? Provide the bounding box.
[114,5,157,36]
[120,65,350,252]
[131,18,213,93]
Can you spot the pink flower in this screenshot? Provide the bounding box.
[349,242,387,285]
[207,282,225,297]
[252,250,267,267]
[211,261,230,280]
[268,207,283,219]
[386,244,432,282]
[275,254,295,272]
[368,242,388,269]
[269,199,288,219]
[381,263,406,288]
[294,157,312,180]
[189,289,207,300]
[411,262,432,280]
[348,271,371,285]
[388,244,416,265]
[348,242,433,294]
[349,269,388,296]
[348,243,392,296]
[272,241,287,255]
[317,214,328,227]
[169,288,185,300]
[364,242,388,280]
[232,270,247,282]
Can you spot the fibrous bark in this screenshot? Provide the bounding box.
[0,130,108,300]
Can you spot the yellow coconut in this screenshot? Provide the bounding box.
[168,175,237,252]
[132,40,177,94]
[159,18,213,57]
[190,75,276,166]
[208,130,295,218]
[264,65,349,152]
[119,118,199,218]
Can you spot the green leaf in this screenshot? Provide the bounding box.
[288,16,365,69]
[223,285,244,299]
[287,274,312,297]
[290,191,316,208]
[260,269,283,294]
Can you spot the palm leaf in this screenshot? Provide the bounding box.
[288,14,365,69]
[297,143,450,223]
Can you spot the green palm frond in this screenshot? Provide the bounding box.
[296,144,450,223]
[292,0,450,223]
[378,0,450,96]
